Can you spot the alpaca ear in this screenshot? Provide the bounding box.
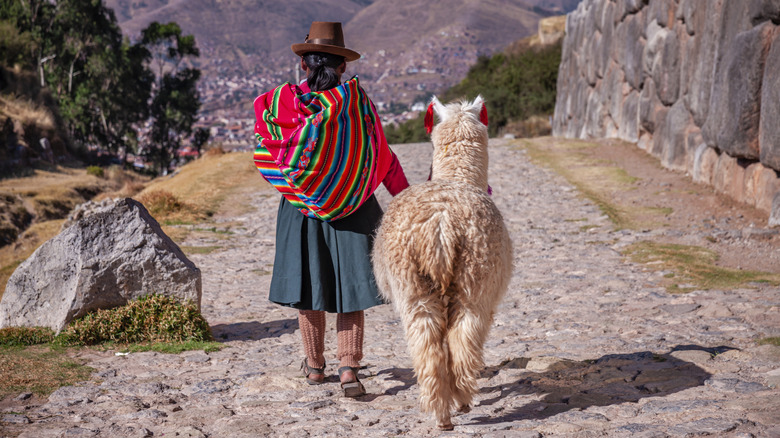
[424,102,435,134]
[432,96,447,122]
[469,95,487,126]
[426,96,448,134]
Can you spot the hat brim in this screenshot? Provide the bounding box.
[291,43,361,62]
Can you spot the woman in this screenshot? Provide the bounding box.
[252,22,409,397]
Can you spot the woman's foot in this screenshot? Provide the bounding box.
[338,366,366,397]
[301,358,325,385]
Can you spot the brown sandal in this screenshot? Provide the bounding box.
[338,366,366,397]
[301,359,325,385]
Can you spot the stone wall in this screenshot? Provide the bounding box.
[553,0,780,224]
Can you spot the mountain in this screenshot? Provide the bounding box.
[103,0,581,145]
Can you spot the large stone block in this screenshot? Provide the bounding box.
[684,0,725,127]
[639,77,665,133]
[679,29,696,104]
[743,163,780,211]
[636,132,651,152]
[658,100,693,171]
[702,22,774,159]
[760,31,780,172]
[652,27,681,105]
[712,154,747,203]
[620,91,641,143]
[586,32,601,86]
[626,14,647,90]
[615,14,646,90]
[753,166,780,213]
[596,7,614,78]
[584,87,607,138]
[0,198,202,332]
[643,20,666,76]
[693,144,719,185]
[646,0,676,28]
[676,0,701,36]
[749,0,780,26]
[684,128,704,173]
[770,192,780,227]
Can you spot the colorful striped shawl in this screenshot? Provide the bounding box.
[253,77,392,221]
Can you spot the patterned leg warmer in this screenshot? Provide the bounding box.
[299,310,326,369]
[337,310,364,368]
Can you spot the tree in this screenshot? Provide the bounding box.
[2,0,153,161]
[192,127,210,157]
[141,22,201,175]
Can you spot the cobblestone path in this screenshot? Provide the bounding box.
[3,139,779,437]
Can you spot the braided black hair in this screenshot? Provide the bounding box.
[302,51,345,92]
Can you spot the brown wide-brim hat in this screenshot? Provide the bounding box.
[291,21,361,62]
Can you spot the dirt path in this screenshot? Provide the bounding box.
[2,138,779,437]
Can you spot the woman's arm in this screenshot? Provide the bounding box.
[382,153,409,196]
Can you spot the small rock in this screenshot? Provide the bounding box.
[174,426,207,437]
[190,378,232,395]
[742,228,779,240]
[766,368,780,388]
[62,427,99,437]
[121,409,169,420]
[96,369,117,378]
[14,392,33,401]
[705,377,769,393]
[289,400,335,410]
[1,414,31,424]
[658,303,701,314]
[669,349,712,364]
[184,353,211,363]
[669,418,741,435]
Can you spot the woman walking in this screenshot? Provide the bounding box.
[252,21,409,397]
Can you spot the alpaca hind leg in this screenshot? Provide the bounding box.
[400,295,454,430]
[446,297,493,413]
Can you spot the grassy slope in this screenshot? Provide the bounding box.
[516,136,780,292]
[138,150,267,216]
[0,150,265,299]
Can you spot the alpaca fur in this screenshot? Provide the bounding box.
[372,96,513,430]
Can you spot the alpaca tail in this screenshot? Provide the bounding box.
[414,209,459,294]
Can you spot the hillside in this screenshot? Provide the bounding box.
[102,0,582,145]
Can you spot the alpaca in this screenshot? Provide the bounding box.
[372,95,513,430]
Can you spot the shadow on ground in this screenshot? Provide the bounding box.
[376,367,417,396]
[376,346,730,424]
[466,347,724,424]
[210,318,298,341]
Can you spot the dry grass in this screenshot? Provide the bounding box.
[517,137,649,229]
[139,148,273,224]
[623,241,780,293]
[0,345,93,397]
[0,94,55,132]
[515,137,685,231]
[136,190,204,225]
[504,115,552,138]
[0,219,64,300]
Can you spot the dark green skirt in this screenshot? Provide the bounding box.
[268,195,385,313]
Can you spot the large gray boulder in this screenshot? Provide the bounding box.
[760,31,780,171]
[0,198,202,332]
[702,22,774,160]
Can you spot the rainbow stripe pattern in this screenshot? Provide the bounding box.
[253,77,392,221]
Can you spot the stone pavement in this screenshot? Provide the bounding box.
[2,139,779,437]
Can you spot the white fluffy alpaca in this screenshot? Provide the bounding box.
[372,95,513,430]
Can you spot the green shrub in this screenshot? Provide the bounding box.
[0,326,55,346]
[86,165,104,178]
[57,294,213,346]
[385,41,562,143]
